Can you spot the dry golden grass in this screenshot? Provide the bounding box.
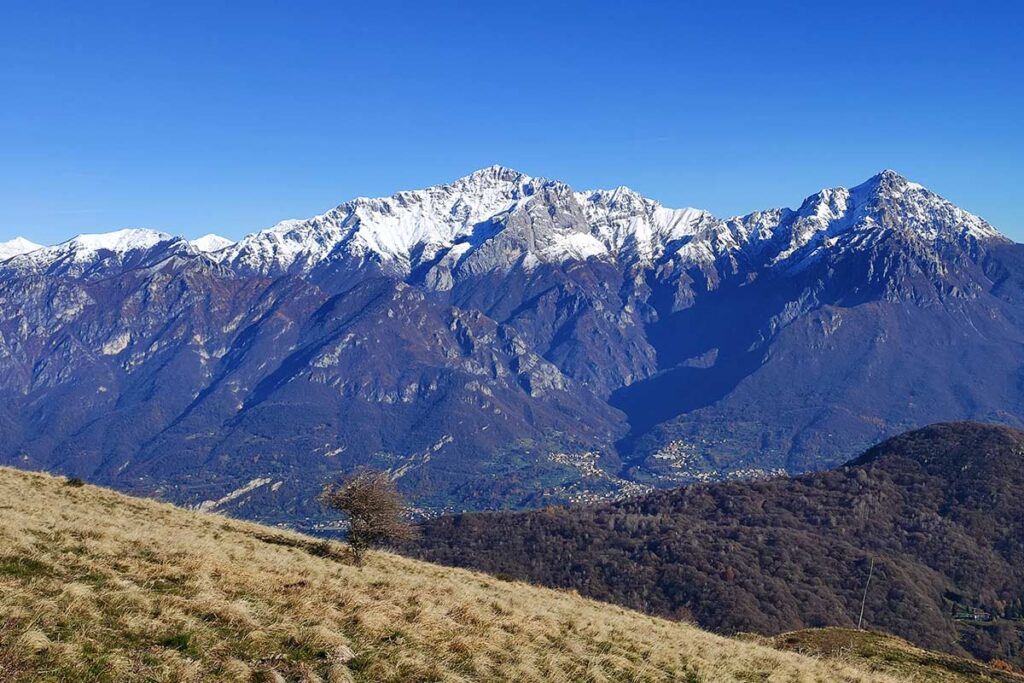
[0,466,957,682]
[767,629,1024,682]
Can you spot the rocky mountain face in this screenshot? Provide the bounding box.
[1,167,1022,526]
[408,422,1024,667]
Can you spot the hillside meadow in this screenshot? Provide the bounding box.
[0,466,1018,682]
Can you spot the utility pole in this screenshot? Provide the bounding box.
[857,556,875,630]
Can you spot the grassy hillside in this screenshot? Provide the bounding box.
[0,466,1016,682]
[767,629,1023,682]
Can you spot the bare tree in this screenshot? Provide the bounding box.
[319,469,416,565]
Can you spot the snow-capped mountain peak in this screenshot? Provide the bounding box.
[61,228,173,255]
[0,237,43,261]
[218,166,545,275]
[1,228,177,276]
[576,186,715,264]
[189,234,235,253]
[849,169,1003,241]
[450,164,531,187]
[726,169,1008,271]
[863,168,925,191]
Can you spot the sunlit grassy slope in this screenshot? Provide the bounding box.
[768,629,1024,682]
[0,466,1014,682]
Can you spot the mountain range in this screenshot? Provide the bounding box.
[1,167,1022,526]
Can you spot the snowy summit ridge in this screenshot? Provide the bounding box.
[1,228,175,276]
[189,234,235,253]
[0,168,1007,280]
[0,237,43,261]
[211,166,1010,279]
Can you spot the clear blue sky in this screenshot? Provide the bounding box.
[2,0,1022,244]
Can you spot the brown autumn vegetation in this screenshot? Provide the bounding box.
[319,469,416,566]
[409,423,1024,667]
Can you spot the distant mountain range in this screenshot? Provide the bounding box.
[408,422,1024,667]
[1,167,1022,526]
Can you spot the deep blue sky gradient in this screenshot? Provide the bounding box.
[2,0,1022,243]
